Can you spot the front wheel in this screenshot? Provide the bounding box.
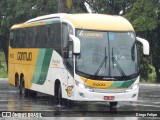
[55,83,71,107]
[55,81,62,105]
[110,102,118,108]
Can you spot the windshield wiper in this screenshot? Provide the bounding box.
[94,47,107,75]
[111,47,126,76]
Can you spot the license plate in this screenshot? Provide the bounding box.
[104,96,115,100]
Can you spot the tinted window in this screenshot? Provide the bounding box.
[10,22,61,49]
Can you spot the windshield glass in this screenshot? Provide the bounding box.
[76,30,138,78]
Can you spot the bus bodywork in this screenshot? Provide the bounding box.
[8,14,149,105]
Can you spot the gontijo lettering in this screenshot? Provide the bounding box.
[17,52,32,61]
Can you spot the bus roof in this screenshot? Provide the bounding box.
[64,14,134,31]
[12,13,134,31]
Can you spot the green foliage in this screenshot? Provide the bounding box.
[125,0,158,31]
[72,0,83,13]
[0,51,7,78]
[77,0,135,15]
[140,64,156,83]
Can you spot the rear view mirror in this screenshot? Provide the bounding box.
[136,37,149,55]
[69,34,80,54]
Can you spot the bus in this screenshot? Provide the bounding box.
[8,13,149,107]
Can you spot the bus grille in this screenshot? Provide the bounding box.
[93,88,127,93]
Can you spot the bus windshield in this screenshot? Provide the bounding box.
[76,30,139,79]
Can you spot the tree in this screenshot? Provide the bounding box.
[125,0,160,82]
[0,0,58,68]
[78,0,136,15]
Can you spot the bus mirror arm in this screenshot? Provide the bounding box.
[136,37,150,55]
[69,34,81,54]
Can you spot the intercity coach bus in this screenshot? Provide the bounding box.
[8,13,149,107]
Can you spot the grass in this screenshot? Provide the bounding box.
[0,51,7,78]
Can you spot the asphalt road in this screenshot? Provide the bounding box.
[0,78,160,120]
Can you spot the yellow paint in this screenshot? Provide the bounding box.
[11,22,45,29]
[64,14,134,31]
[80,77,113,89]
[8,47,39,89]
[8,22,46,89]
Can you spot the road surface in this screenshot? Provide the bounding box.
[0,78,160,119]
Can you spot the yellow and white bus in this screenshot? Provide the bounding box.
[8,13,149,107]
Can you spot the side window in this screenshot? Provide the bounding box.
[68,24,73,35]
[62,23,69,59]
[65,41,74,75]
[49,22,61,48]
[62,23,74,75]
[67,41,73,67]
[10,19,62,50]
[62,23,69,48]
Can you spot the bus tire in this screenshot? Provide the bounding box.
[57,83,62,105]
[55,81,70,106]
[55,80,62,105]
[15,75,19,88]
[110,102,118,108]
[19,77,29,98]
[15,75,20,93]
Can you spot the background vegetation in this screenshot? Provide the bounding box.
[0,0,160,83]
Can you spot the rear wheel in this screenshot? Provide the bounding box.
[15,75,19,88]
[19,77,29,98]
[15,75,20,93]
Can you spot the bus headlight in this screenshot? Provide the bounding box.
[125,83,139,92]
[75,80,94,92]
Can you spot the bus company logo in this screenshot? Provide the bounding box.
[93,83,105,87]
[80,33,103,38]
[17,52,32,61]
